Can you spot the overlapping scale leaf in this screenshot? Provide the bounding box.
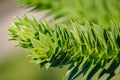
[67,21,120,80]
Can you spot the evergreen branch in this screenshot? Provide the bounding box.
[9,16,120,80]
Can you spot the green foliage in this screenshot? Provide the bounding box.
[18,0,120,28]
[8,0,120,80]
[9,16,120,80]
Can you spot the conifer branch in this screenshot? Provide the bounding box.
[9,16,120,80]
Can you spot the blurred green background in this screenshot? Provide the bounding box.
[0,52,68,80]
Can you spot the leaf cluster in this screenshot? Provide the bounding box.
[9,16,120,80]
